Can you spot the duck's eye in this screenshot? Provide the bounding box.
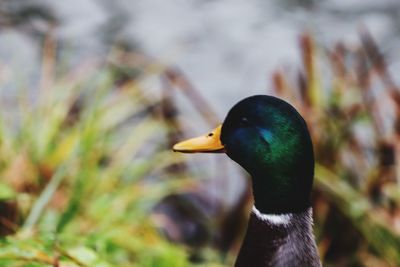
[240,117,249,125]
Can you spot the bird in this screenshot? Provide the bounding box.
[173,95,321,267]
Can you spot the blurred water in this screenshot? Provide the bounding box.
[1,0,400,113]
[1,0,400,204]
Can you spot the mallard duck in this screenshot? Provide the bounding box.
[173,95,321,267]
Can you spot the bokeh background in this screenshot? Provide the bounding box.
[1,0,400,266]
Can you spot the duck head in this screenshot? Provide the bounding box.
[173,95,314,215]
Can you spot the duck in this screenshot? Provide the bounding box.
[173,95,321,267]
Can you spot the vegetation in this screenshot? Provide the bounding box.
[273,32,400,266]
[0,39,220,266]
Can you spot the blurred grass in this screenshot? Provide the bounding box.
[273,31,400,267]
[0,37,227,266]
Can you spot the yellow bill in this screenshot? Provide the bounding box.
[173,125,225,153]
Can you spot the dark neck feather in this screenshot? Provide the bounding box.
[234,207,321,267]
[251,172,312,214]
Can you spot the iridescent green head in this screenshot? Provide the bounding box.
[221,95,314,214]
[173,95,314,214]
